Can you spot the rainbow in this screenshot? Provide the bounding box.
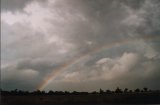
[37,35,160,90]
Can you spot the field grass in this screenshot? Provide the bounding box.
[1,93,160,105]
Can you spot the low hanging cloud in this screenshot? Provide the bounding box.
[1,65,39,90]
[95,52,139,80]
[57,52,139,82]
[47,51,160,91]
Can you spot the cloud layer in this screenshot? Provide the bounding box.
[1,0,160,91]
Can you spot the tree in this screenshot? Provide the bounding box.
[11,89,18,95]
[106,89,112,94]
[143,87,148,92]
[33,90,41,95]
[124,88,128,93]
[64,91,70,94]
[99,88,104,94]
[129,90,133,93]
[48,90,54,95]
[115,87,122,93]
[135,88,140,93]
[91,91,98,94]
[72,91,79,95]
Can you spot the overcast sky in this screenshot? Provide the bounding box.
[1,0,160,91]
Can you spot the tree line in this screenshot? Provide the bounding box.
[1,87,160,95]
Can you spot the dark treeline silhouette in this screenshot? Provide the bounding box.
[1,87,160,95]
[1,87,160,104]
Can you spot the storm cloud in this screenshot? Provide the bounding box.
[1,0,160,91]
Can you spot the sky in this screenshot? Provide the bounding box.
[1,0,160,92]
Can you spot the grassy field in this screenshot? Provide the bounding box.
[1,93,160,105]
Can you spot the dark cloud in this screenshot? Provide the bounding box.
[16,59,60,75]
[1,0,45,12]
[120,0,145,9]
[1,0,32,11]
[1,77,38,91]
[1,64,40,91]
[1,0,160,91]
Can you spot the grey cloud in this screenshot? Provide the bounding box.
[1,77,38,91]
[48,0,160,52]
[1,58,62,91]
[58,52,140,81]
[49,52,160,91]
[119,0,145,9]
[1,0,160,91]
[1,0,33,12]
[16,59,60,75]
[1,64,40,91]
[135,0,160,35]
[1,0,45,12]
[2,21,74,65]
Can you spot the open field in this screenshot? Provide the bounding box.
[1,93,160,105]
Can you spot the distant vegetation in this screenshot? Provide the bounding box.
[1,87,160,105]
[1,87,160,95]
